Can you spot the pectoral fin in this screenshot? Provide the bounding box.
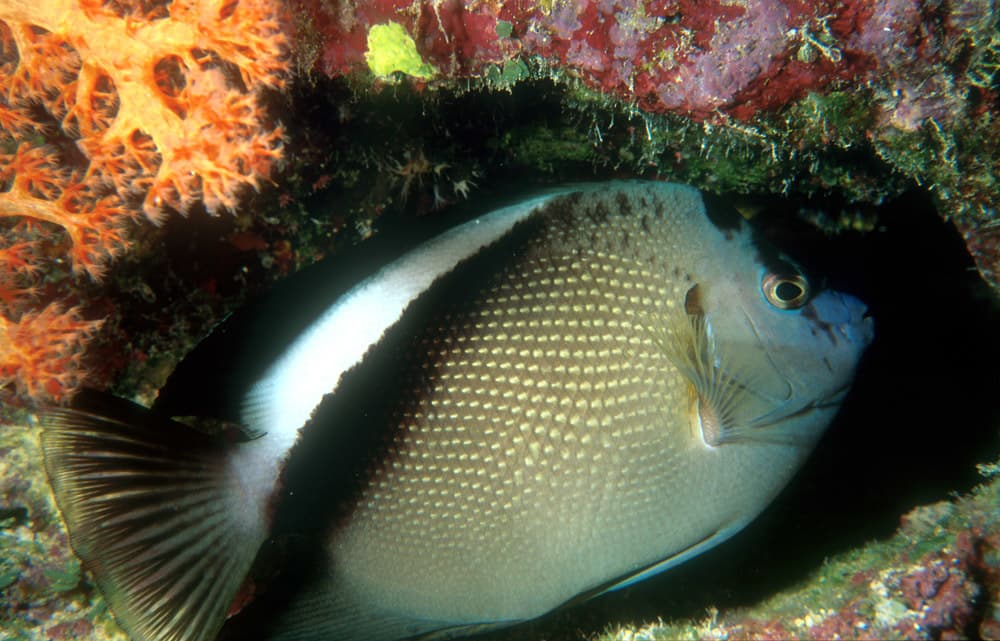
[650,287,816,448]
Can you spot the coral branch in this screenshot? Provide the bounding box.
[0,303,103,403]
[0,0,290,403]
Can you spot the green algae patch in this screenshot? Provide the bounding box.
[44,559,82,593]
[365,23,436,80]
[0,561,18,591]
[484,59,529,90]
[495,20,513,39]
[502,124,595,173]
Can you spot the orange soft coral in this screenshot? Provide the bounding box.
[0,0,289,403]
[0,303,103,403]
[1,0,289,230]
[0,143,134,281]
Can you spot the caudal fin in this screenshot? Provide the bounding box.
[41,395,267,641]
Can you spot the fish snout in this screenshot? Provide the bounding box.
[808,290,875,348]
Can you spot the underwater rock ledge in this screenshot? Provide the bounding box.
[288,0,1000,292]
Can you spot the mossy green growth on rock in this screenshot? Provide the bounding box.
[365,22,436,80]
[501,124,595,173]
[483,59,530,90]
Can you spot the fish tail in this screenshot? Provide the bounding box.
[41,394,267,641]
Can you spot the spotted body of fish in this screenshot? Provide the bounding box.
[42,182,873,641]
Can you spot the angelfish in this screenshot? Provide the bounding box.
[42,181,873,641]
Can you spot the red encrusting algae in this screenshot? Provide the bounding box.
[292,0,948,122]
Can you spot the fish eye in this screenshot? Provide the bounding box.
[762,273,810,310]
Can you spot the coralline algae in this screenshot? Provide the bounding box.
[291,0,990,122]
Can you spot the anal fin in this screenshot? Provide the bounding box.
[232,572,513,641]
[41,394,267,641]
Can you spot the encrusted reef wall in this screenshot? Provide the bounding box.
[289,0,1000,290]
